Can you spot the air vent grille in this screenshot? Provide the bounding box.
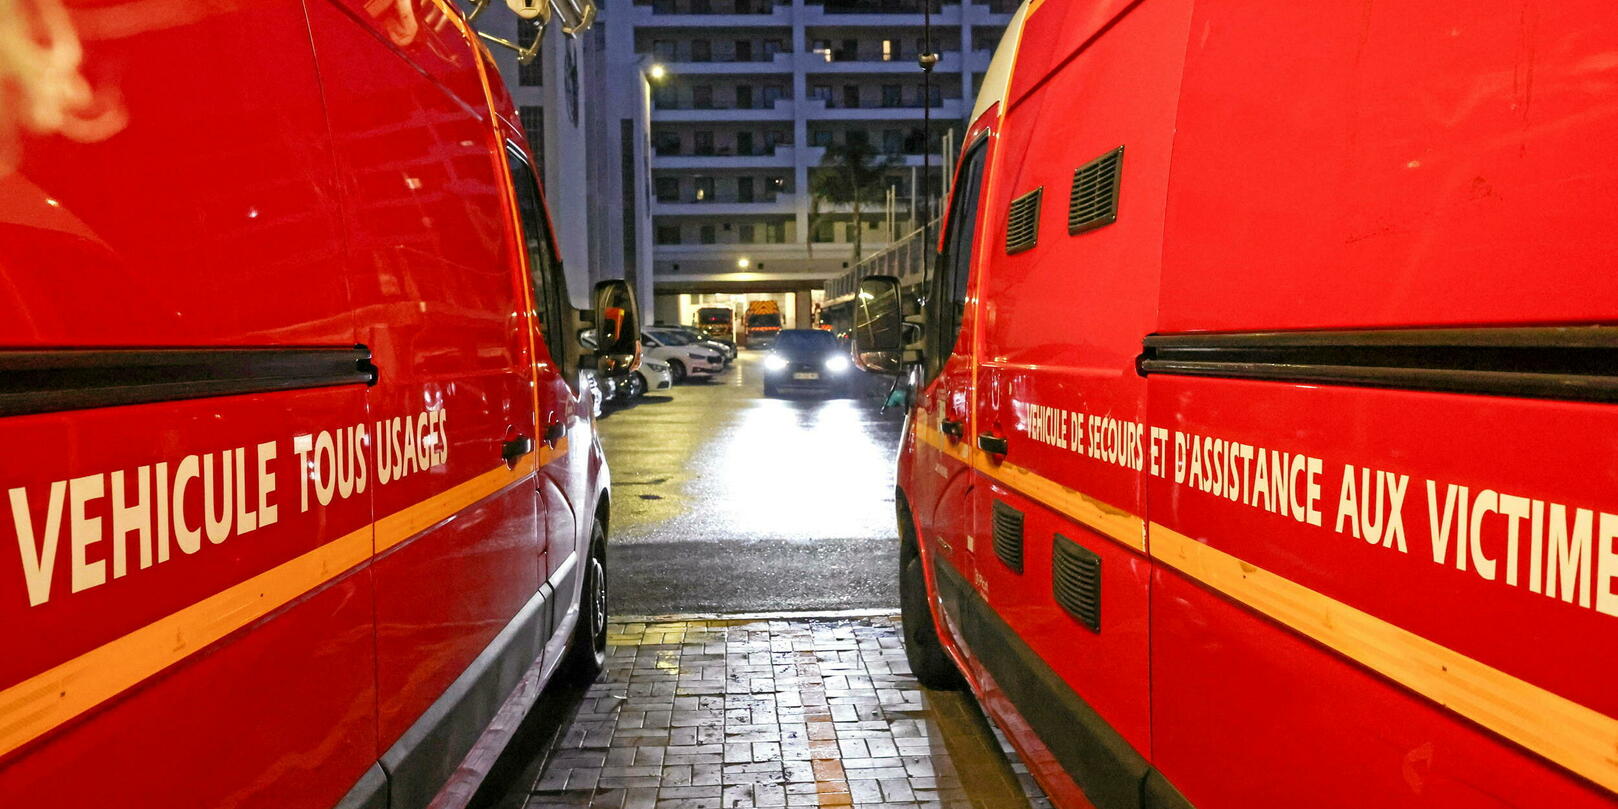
[1052,534,1101,632]
[991,501,1025,573]
[1005,188,1043,254]
[1068,146,1123,235]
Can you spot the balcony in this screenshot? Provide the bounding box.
[800,3,962,27]
[797,98,964,120]
[653,145,799,169]
[661,51,796,75]
[653,100,797,121]
[631,3,792,27]
[799,50,963,74]
[653,195,798,216]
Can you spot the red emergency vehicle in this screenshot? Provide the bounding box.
[854,2,1618,808]
[0,1,638,807]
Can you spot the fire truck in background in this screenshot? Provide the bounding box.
[0,1,636,808]
[854,1,1618,808]
[694,306,736,347]
[742,300,784,349]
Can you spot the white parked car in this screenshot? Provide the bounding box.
[641,329,725,383]
[618,357,674,401]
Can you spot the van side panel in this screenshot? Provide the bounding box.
[1151,2,1618,806]
[0,1,352,348]
[963,1,1192,807]
[1159,1,1618,331]
[305,0,546,763]
[0,2,377,806]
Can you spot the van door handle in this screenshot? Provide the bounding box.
[977,433,1009,455]
[941,420,964,440]
[502,436,534,466]
[543,421,565,447]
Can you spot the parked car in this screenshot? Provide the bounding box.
[641,329,725,383]
[762,329,854,398]
[0,2,641,807]
[617,357,674,401]
[657,321,737,360]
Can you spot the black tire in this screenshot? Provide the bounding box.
[621,372,647,401]
[560,521,609,684]
[898,498,965,690]
[667,360,687,384]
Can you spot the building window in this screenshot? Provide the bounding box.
[810,129,832,147]
[763,85,784,106]
[764,38,784,57]
[735,85,754,109]
[692,39,712,62]
[767,176,786,193]
[694,176,714,201]
[694,131,714,155]
[736,131,755,155]
[692,0,711,13]
[656,225,681,245]
[654,130,681,155]
[737,177,754,202]
[882,39,898,61]
[652,39,675,60]
[883,129,903,154]
[810,84,831,103]
[653,84,676,108]
[700,225,716,244]
[842,85,860,108]
[693,85,714,109]
[655,177,680,202]
[768,222,785,243]
[518,105,545,179]
[734,40,752,61]
[518,23,543,86]
[881,84,901,107]
[928,84,943,107]
[739,224,755,243]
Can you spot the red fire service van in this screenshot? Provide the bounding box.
[853,2,1618,809]
[0,1,638,808]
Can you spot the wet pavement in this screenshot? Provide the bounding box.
[466,353,1049,809]
[496,617,1049,809]
[598,352,906,615]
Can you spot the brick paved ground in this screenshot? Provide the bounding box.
[521,617,1050,809]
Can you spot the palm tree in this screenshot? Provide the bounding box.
[810,141,893,263]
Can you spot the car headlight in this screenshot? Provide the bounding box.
[687,352,708,360]
[646,360,667,371]
[764,355,789,371]
[824,355,851,373]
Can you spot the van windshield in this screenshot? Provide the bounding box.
[698,310,730,324]
[747,314,782,328]
[774,330,836,352]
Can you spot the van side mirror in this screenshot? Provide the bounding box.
[591,279,641,377]
[851,275,905,375]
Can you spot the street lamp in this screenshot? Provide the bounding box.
[647,63,668,81]
[737,257,751,269]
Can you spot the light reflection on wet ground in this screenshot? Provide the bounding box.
[599,353,905,615]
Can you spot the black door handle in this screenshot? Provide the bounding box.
[941,419,964,439]
[543,421,565,446]
[502,436,534,466]
[977,433,1009,455]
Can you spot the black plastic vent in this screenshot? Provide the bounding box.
[1005,188,1043,254]
[1068,146,1123,235]
[1053,534,1101,632]
[992,501,1025,573]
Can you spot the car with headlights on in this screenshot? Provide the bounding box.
[641,329,725,383]
[762,329,854,397]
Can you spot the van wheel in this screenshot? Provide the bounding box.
[561,521,609,684]
[898,499,964,690]
[667,360,687,384]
